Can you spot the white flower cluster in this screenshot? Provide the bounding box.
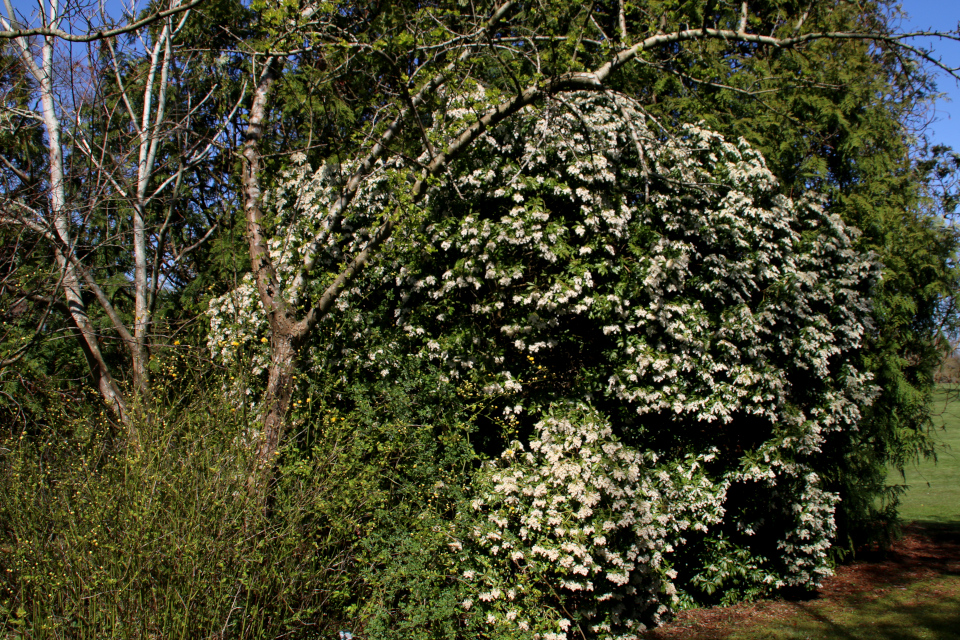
[776,472,839,586]
[206,280,270,374]
[466,402,727,639]
[727,443,842,590]
[401,94,877,436]
[203,84,517,381]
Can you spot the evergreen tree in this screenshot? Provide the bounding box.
[621,0,960,552]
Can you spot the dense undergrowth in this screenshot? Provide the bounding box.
[0,350,480,639]
[0,346,918,639]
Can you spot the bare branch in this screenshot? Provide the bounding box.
[0,0,207,43]
[0,208,136,351]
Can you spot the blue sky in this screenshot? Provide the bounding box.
[6,0,960,151]
[900,0,960,151]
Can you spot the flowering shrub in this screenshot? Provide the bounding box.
[465,402,726,639]
[207,88,879,631]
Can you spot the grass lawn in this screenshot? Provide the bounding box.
[896,387,960,524]
[724,574,960,640]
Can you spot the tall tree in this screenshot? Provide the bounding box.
[0,0,239,432]
[233,0,960,475]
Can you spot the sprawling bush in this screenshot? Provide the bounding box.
[0,351,462,639]
[208,89,878,635]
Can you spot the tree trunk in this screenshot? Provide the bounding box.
[240,57,305,477]
[257,332,298,468]
[30,29,132,427]
[67,308,130,427]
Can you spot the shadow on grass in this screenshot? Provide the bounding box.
[761,521,960,640]
[643,522,960,640]
[782,588,960,640]
[908,519,960,535]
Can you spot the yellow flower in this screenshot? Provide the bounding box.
[173,340,180,346]
[261,337,269,343]
[231,341,239,347]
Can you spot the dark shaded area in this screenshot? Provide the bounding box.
[643,522,960,640]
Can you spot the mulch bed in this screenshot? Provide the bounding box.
[642,522,960,639]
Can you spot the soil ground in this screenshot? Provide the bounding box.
[642,522,960,639]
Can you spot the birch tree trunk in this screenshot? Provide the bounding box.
[3,2,130,424]
[0,0,209,435]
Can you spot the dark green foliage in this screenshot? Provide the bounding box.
[679,534,778,608]
[0,337,481,638]
[625,0,960,555]
[294,327,481,637]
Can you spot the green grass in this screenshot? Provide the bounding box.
[895,387,960,524]
[724,574,960,640]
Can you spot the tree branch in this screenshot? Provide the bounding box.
[0,0,206,42]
